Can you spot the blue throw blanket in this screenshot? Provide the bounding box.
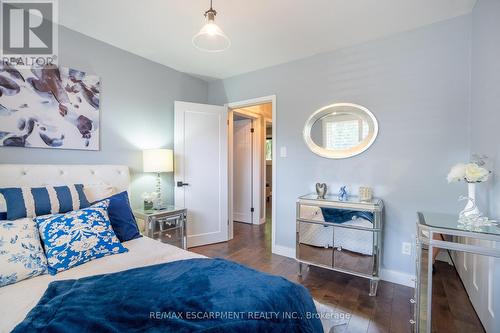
[13,258,322,333]
[320,208,374,224]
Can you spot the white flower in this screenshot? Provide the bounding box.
[465,163,490,183]
[447,163,466,183]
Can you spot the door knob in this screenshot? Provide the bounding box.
[177,181,189,187]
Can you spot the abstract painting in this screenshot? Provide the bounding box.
[0,62,100,150]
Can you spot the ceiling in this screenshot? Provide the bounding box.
[59,0,476,80]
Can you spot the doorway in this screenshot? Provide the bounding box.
[228,97,274,250]
[232,113,256,224]
[265,120,272,225]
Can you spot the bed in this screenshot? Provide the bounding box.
[0,236,203,332]
[0,164,324,333]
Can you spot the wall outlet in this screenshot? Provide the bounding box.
[402,242,412,256]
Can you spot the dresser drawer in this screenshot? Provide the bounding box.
[155,226,184,248]
[297,221,333,267]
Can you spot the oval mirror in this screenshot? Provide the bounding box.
[303,103,378,159]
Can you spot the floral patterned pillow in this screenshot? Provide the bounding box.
[0,219,48,287]
[35,200,128,275]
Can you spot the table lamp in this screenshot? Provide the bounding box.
[143,149,173,209]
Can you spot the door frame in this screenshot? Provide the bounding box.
[263,117,272,224]
[226,95,276,254]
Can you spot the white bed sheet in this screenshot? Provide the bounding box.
[0,237,204,333]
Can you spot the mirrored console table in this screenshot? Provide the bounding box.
[415,212,500,332]
[296,194,384,296]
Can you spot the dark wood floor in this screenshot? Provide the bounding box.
[191,220,484,333]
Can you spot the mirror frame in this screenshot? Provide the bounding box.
[303,102,379,159]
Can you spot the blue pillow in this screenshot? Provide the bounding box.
[35,200,128,275]
[99,191,141,242]
[0,184,90,220]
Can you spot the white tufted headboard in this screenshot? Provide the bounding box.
[0,164,130,192]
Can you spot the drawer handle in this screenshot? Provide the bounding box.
[409,319,416,325]
[409,298,416,304]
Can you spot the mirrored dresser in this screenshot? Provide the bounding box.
[296,193,384,296]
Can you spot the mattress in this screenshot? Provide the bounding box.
[0,237,204,333]
[299,206,374,255]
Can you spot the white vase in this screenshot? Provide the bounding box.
[461,182,480,217]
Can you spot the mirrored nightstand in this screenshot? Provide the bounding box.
[133,206,187,249]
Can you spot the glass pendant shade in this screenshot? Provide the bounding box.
[192,10,230,52]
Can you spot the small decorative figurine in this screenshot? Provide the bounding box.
[458,195,498,228]
[359,186,373,202]
[338,186,348,201]
[315,183,328,199]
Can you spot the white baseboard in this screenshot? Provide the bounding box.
[272,245,416,288]
[273,245,296,258]
[233,213,251,224]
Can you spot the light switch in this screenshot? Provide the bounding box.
[280,146,287,158]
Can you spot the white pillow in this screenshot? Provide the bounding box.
[0,218,48,287]
[83,184,116,203]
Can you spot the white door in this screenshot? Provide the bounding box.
[174,101,228,247]
[233,119,253,223]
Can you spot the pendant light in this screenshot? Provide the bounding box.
[192,0,230,52]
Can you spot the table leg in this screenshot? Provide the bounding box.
[426,242,433,333]
[146,217,152,238]
[369,279,379,296]
[182,213,187,250]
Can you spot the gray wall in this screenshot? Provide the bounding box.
[471,0,500,217]
[0,26,208,208]
[469,1,500,331]
[208,16,471,275]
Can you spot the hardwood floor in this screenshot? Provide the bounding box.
[191,221,484,333]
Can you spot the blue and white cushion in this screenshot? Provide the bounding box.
[35,200,128,275]
[0,218,48,287]
[0,184,90,220]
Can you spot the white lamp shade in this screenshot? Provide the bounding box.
[192,21,230,52]
[143,149,174,173]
